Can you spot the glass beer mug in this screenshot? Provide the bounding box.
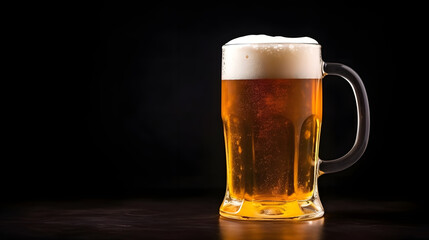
[220,35,370,220]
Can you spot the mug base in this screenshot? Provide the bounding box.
[219,197,324,221]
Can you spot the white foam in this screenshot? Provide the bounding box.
[222,35,323,80]
[225,35,318,45]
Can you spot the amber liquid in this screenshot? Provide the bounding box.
[221,79,322,216]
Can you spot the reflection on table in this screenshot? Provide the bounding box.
[219,217,324,240]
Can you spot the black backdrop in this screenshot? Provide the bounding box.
[4,3,424,202]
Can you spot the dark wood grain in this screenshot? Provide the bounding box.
[0,198,427,239]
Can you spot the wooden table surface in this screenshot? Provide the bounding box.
[0,197,427,239]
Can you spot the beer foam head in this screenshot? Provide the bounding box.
[222,35,323,80]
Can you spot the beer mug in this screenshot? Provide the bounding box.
[220,35,370,220]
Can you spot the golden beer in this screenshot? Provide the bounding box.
[220,35,370,220]
[221,79,322,218]
[220,35,325,220]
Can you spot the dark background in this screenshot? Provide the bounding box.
[4,3,423,202]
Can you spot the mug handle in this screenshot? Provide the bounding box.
[319,62,370,174]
